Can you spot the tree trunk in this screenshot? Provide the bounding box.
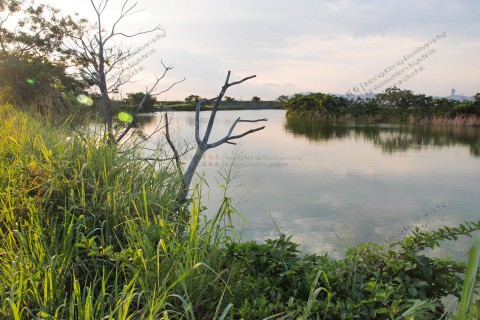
[171,71,267,206]
[177,146,205,203]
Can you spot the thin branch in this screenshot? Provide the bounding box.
[227,74,257,87]
[164,113,183,176]
[202,72,257,145]
[153,78,185,96]
[207,116,267,148]
[132,144,195,163]
[220,126,266,143]
[175,70,265,205]
[194,99,205,145]
[116,62,183,143]
[109,0,137,39]
[120,119,167,152]
[109,27,164,39]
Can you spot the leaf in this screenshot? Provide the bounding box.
[408,287,418,297]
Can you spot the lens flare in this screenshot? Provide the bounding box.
[118,112,133,124]
[26,78,37,85]
[76,94,94,106]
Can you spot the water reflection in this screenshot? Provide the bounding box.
[285,117,480,157]
[132,113,158,128]
[138,110,480,260]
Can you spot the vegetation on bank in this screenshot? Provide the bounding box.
[1,103,480,319]
[285,87,480,126]
[155,100,283,112]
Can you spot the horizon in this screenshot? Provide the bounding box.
[43,0,479,101]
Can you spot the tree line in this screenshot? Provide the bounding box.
[284,87,480,124]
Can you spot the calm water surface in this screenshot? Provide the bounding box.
[142,110,480,259]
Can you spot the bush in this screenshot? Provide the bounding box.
[1,104,479,319]
[220,223,480,319]
[450,101,480,117]
[285,88,480,125]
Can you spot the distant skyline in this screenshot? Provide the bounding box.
[46,0,479,100]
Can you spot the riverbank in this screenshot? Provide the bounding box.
[284,90,480,127]
[156,100,284,111]
[1,104,479,319]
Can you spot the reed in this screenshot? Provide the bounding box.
[0,104,237,318]
[456,233,480,319]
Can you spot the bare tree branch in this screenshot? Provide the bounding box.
[164,113,183,178]
[202,71,257,145]
[64,0,170,143]
[207,117,268,148]
[173,71,267,205]
[116,64,182,143]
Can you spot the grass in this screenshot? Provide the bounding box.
[1,103,479,319]
[0,104,238,318]
[456,233,480,319]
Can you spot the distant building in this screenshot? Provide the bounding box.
[448,88,473,101]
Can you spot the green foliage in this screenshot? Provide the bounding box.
[220,222,480,319]
[0,1,88,112]
[223,235,313,317]
[0,55,85,109]
[124,92,158,112]
[474,93,480,104]
[252,95,261,102]
[450,102,480,118]
[456,234,480,320]
[285,88,479,125]
[397,221,480,253]
[284,92,350,118]
[185,94,202,105]
[1,104,479,319]
[277,95,289,104]
[0,0,79,59]
[376,86,416,109]
[0,105,233,318]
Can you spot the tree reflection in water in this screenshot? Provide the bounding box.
[285,117,480,157]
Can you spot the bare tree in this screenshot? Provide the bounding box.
[116,61,184,143]
[166,71,268,204]
[66,0,170,142]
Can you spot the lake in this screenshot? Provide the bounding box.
[140,109,480,259]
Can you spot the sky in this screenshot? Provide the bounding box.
[47,0,479,101]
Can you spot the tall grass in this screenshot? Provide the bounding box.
[409,114,480,127]
[0,104,237,319]
[456,233,480,319]
[2,104,479,319]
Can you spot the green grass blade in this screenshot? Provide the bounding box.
[457,233,480,319]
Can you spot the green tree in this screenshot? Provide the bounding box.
[276,95,289,104]
[0,0,86,109]
[125,92,158,111]
[474,93,480,105]
[185,94,201,105]
[224,96,235,102]
[376,86,416,109]
[251,96,261,102]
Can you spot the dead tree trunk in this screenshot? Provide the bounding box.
[166,71,268,205]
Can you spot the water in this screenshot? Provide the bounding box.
[140,109,480,259]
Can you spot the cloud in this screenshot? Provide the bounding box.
[46,0,480,98]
